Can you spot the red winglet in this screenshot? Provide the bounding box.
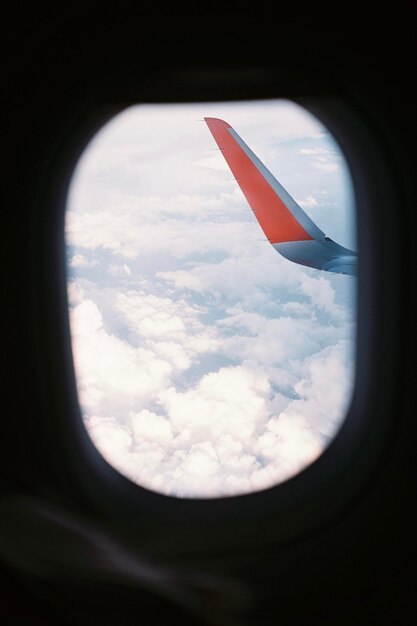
[204,118,312,244]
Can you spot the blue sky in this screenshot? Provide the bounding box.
[65,100,356,498]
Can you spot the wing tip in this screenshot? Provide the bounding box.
[204,117,231,130]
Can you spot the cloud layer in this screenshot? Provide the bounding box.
[66,101,356,497]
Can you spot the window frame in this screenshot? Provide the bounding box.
[37,70,403,544]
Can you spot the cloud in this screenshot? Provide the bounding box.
[108,263,132,277]
[288,339,354,439]
[67,281,85,306]
[161,365,270,441]
[69,285,221,416]
[297,194,319,210]
[78,315,351,497]
[83,345,351,497]
[131,410,174,445]
[114,289,219,368]
[158,246,295,302]
[65,192,256,261]
[297,146,341,174]
[297,273,343,318]
[69,265,354,498]
[194,154,230,172]
[67,241,354,497]
[84,365,270,497]
[69,298,174,417]
[66,100,356,498]
[298,148,330,156]
[313,161,339,173]
[69,253,97,269]
[254,413,322,481]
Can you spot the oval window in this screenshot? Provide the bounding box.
[65,100,356,498]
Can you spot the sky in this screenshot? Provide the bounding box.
[65,100,356,498]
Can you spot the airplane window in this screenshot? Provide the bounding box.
[65,100,356,498]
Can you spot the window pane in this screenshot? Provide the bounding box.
[66,100,356,498]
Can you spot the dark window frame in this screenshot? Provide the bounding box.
[36,70,403,546]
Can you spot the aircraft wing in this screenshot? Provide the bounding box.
[204,117,357,277]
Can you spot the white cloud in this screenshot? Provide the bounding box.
[194,154,230,172]
[108,263,132,277]
[83,365,269,497]
[72,271,353,497]
[69,253,97,269]
[83,352,348,497]
[65,194,255,261]
[67,281,85,306]
[297,194,319,210]
[291,340,354,439]
[130,410,173,446]
[161,365,270,441]
[297,273,343,318]
[68,251,354,496]
[297,146,341,174]
[70,299,174,416]
[114,290,219,360]
[313,161,339,173]
[158,246,295,301]
[66,100,356,498]
[298,148,330,156]
[255,412,322,479]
